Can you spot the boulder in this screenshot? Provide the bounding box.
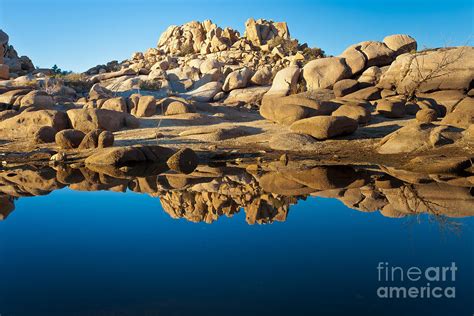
[345,41,395,68]
[265,65,300,97]
[333,79,360,97]
[165,101,194,115]
[441,97,474,128]
[55,129,85,149]
[89,84,113,100]
[343,86,381,100]
[84,145,175,166]
[222,67,253,92]
[303,57,351,90]
[19,90,54,109]
[377,123,463,154]
[166,148,199,174]
[260,92,338,125]
[260,103,314,125]
[101,97,128,113]
[378,46,474,94]
[376,99,406,118]
[135,95,156,117]
[416,108,437,123]
[0,89,31,104]
[127,94,140,114]
[67,108,139,133]
[290,116,358,139]
[0,109,69,138]
[358,66,382,85]
[250,66,272,86]
[33,126,56,144]
[383,34,417,55]
[331,104,371,124]
[0,64,8,80]
[78,129,103,149]
[181,81,222,102]
[224,86,270,105]
[200,59,221,74]
[98,131,114,148]
[339,46,367,76]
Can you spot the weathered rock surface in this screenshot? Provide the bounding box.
[290,116,358,139]
[303,57,351,90]
[378,46,474,94]
[0,109,69,138]
[67,109,139,133]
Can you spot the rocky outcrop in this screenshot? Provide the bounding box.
[244,18,290,46]
[0,29,35,79]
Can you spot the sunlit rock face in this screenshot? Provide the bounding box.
[0,162,473,223]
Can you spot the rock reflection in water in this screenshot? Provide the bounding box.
[0,162,472,223]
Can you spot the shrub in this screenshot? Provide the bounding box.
[139,79,162,91]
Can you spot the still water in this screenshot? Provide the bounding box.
[0,164,472,315]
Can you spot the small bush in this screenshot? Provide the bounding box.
[301,47,325,64]
[139,79,162,91]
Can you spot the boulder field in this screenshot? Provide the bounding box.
[0,20,472,176]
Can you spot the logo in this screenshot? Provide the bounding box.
[376,262,457,299]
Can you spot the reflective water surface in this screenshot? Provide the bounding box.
[0,163,472,315]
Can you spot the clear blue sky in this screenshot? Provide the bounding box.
[1,0,472,72]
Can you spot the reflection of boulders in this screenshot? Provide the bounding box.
[0,195,15,220]
[0,163,472,223]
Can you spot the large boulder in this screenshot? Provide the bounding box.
[67,108,139,133]
[181,81,222,102]
[19,90,54,109]
[135,95,156,117]
[344,41,395,68]
[165,101,195,115]
[441,97,474,128]
[378,46,474,94]
[303,57,351,90]
[377,123,464,154]
[55,129,85,149]
[85,145,175,166]
[260,91,338,125]
[332,103,371,124]
[224,86,270,105]
[101,97,128,113]
[265,65,300,97]
[199,58,221,74]
[290,116,358,139]
[358,66,383,85]
[333,79,360,97]
[376,99,406,118]
[383,34,417,55]
[250,66,273,86]
[222,67,253,92]
[0,109,69,138]
[343,86,381,100]
[88,83,113,100]
[339,46,367,76]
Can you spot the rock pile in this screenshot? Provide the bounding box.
[0,29,35,80]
